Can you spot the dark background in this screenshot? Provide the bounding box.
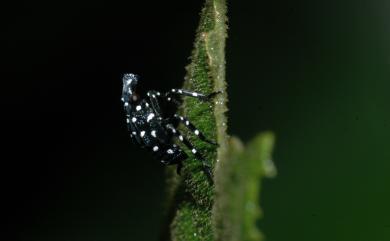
[2,0,389,241]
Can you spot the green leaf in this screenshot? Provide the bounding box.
[213,133,276,241]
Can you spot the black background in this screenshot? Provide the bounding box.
[2,0,390,241]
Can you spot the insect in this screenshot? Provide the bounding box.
[121,73,219,182]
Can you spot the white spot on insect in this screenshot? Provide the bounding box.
[126,118,130,123]
[180,116,184,120]
[124,102,129,106]
[147,92,150,96]
[179,135,183,141]
[140,131,145,137]
[152,94,156,98]
[185,121,190,126]
[178,90,183,93]
[145,103,149,107]
[136,105,142,111]
[167,97,171,101]
[131,117,137,123]
[167,149,174,154]
[192,92,198,97]
[121,97,124,102]
[153,146,159,152]
[172,89,176,92]
[132,131,136,135]
[157,92,161,96]
[147,113,155,122]
[151,130,156,137]
[194,130,200,135]
[172,129,177,133]
[192,149,197,154]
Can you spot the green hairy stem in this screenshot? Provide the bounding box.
[162,1,276,240]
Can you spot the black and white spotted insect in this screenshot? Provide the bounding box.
[121,73,219,182]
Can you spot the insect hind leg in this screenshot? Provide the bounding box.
[173,114,217,145]
[166,124,214,184]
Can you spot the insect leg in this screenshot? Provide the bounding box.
[146,90,163,116]
[126,116,143,145]
[166,124,213,183]
[164,92,182,105]
[173,114,217,145]
[166,89,221,101]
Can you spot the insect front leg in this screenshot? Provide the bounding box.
[126,118,143,145]
[146,90,164,116]
[166,89,221,101]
